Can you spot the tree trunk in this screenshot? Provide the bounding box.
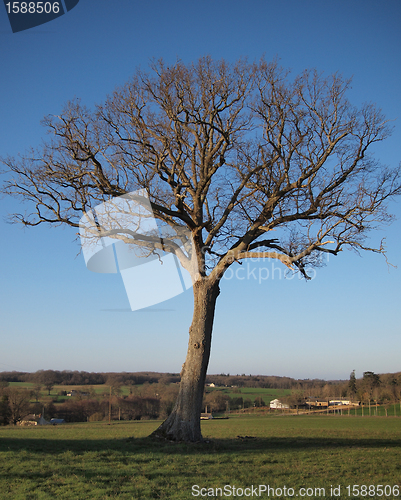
[151,278,220,442]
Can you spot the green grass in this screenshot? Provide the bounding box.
[206,386,291,403]
[9,382,150,399]
[8,382,36,388]
[7,383,127,401]
[0,415,400,499]
[8,382,291,405]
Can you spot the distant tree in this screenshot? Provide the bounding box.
[348,370,357,396]
[379,390,393,404]
[32,384,42,402]
[35,370,59,396]
[143,397,161,419]
[57,399,102,422]
[30,402,43,415]
[159,384,179,418]
[389,377,400,401]
[44,383,54,396]
[230,397,244,410]
[322,384,332,398]
[363,371,381,401]
[340,383,348,398]
[254,397,266,407]
[282,390,305,408]
[2,57,400,441]
[106,375,123,396]
[44,401,57,419]
[6,388,32,425]
[126,378,136,395]
[120,396,143,420]
[69,372,85,385]
[0,394,11,426]
[158,374,176,385]
[204,391,230,413]
[243,398,253,409]
[363,371,380,386]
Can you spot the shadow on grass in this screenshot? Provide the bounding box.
[0,435,400,455]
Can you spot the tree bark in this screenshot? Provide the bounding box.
[151,278,220,441]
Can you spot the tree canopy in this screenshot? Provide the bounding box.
[3,57,399,280]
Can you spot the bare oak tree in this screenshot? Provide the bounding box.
[2,57,400,441]
[5,388,32,425]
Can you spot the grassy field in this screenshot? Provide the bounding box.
[8,382,291,403]
[0,415,400,499]
[206,386,292,404]
[8,382,112,398]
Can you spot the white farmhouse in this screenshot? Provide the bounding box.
[269,398,290,409]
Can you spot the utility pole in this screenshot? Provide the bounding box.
[108,386,111,425]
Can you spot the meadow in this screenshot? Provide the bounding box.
[0,415,400,499]
[8,382,290,403]
[205,386,292,404]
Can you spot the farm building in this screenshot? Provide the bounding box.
[50,418,65,425]
[67,390,89,397]
[19,414,49,426]
[306,399,329,408]
[329,399,359,406]
[269,399,290,409]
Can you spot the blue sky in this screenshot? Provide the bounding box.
[0,0,400,380]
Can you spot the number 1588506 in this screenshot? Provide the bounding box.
[5,2,60,14]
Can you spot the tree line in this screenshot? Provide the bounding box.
[0,370,172,387]
[1,370,400,425]
[0,369,330,390]
[281,371,401,407]
[1,370,400,395]
[0,380,179,425]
